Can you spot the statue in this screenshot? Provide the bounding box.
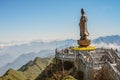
[78,8,91,47]
[79,8,89,40]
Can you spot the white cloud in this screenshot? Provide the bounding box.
[92,42,120,51]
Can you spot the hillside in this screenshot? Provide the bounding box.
[0,57,81,80]
[0,50,54,76]
[36,58,82,80]
[0,57,52,80]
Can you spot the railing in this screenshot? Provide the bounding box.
[116,59,120,71]
[55,48,120,80]
[106,51,115,63]
[93,61,105,68]
[78,52,86,64]
[55,49,76,61]
[105,62,120,80]
[111,49,120,59]
[55,49,94,67]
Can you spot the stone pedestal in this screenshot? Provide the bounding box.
[77,39,91,47]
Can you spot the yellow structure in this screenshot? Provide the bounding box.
[73,46,96,51]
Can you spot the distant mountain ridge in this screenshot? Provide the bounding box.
[0,39,76,68]
[0,39,76,57]
[0,35,119,59]
[93,35,120,44]
[0,54,14,68]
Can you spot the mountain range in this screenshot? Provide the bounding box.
[0,39,76,76]
[0,54,14,68]
[93,35,120,45]
[0,35,120,76]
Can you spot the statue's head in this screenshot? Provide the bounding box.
[81,8,85,14]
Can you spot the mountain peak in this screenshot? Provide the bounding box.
[0,57,51,80]
[34,57,42,62]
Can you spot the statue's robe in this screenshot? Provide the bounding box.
[79,14,89,39]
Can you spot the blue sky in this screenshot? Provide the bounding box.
[0,0,120,42]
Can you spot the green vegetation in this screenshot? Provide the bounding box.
[0,68,26,80]
[36,59,84,80]
[0,57,50,80]
[0,57,84,80]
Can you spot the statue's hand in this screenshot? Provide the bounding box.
[84,32,89,36]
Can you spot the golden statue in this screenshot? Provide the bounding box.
[79,8,89,40]
[78,8,91,47]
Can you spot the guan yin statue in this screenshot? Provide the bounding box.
[78,8,91,47]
